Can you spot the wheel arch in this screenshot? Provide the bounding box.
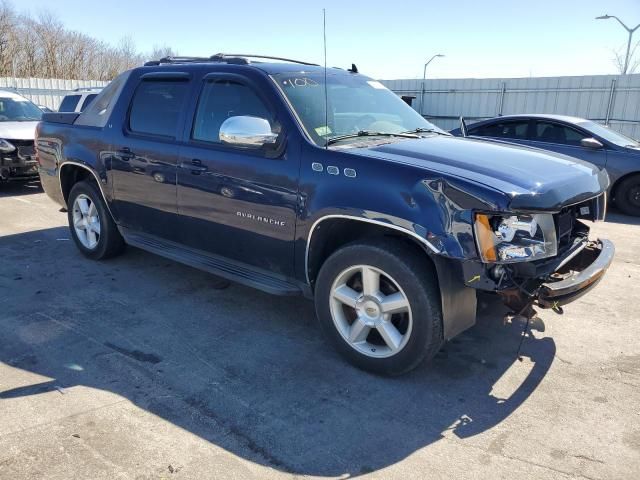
[59,162,115,220]
[305,215,439,287]
[305,215,477,340]
[610,170,640,201]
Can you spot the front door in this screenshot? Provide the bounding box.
[110,75,192,240]
[176,74,299,276]
[527,120,607,170]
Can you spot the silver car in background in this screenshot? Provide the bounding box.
[451,114,640,216]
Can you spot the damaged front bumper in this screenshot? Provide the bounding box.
[1,141,39,181]
[463,237,614,316]
[537,239,614,308]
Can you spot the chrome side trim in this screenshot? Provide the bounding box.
[305,214,440,284]
[58,161,116,220]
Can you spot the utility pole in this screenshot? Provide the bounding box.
[418,54,444,116]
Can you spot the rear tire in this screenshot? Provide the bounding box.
[614,174,640,217]
[67,180,125,260]
[314,239,443,376]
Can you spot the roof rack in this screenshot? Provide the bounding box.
[210,53,318,66]
[73,87,103,92]
[144,56,210,66]
[144,53,318,67]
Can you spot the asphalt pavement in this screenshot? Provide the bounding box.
[0,181,639,479]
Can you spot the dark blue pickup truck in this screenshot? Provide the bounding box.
[37,54,614,375]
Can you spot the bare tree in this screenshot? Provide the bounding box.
[612,39,640,74]
[147,44,179,62]
[0,1,176,80]
[0,0,16,76]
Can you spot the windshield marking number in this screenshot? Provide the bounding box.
[282,77,319,88]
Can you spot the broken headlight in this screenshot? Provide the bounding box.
[0,139,15,153]
[474,213,557,263]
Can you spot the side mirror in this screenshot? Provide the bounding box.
[219,116,278,148]
[580,137,604,149]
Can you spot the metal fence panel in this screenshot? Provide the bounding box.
[0,77,109,110]
[381,74,640,138]
[2,74,639,139]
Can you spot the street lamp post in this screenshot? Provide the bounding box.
[418,54,444,116]
[596,14,640,74]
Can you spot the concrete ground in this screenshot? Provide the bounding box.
[0,180,639,480]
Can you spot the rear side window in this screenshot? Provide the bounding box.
[129,80,189,138]
[58,95,81,112]
[192,80,273,143]
[471,121,529,139]
[533,121,585,146]
[80,94,98,112]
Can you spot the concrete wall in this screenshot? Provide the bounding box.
[381,74,640,139]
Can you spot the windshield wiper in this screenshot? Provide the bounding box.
[400,127,450,136]
[326,130,419,146]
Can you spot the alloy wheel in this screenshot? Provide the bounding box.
[72,193,101,249]
[329,265,413,358]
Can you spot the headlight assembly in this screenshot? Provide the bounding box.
[0,139,15,153]
[474,213,557,263]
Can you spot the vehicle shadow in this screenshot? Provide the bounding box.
[0,227,555,477]
[605,210,640,226]
[0,179,43,198]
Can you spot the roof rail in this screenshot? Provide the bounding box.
[210,53,318,66]
[143,54,318,67]
[144,56,210,66]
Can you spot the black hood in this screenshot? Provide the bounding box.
[352,135,609,210]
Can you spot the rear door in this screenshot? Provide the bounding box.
[176,73,299,276]
[528,120,607,169]
[110,72,192,240]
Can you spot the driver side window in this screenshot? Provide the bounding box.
[192,80,273,143]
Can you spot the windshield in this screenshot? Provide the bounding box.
[272,72,445,146]
[578,120,639,148]
[0,96,43,122]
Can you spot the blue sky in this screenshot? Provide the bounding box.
[15,0,640,79]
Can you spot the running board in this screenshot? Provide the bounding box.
[121,228,303,296]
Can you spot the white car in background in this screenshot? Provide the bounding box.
[57,87,103,113]
[0,89,41,182]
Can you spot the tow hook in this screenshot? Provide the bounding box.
[551,303,564,315]
[0,167,9,181]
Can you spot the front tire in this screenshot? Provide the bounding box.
[615,174,640,217]
[314,239,443,376]
[67,180,124,260]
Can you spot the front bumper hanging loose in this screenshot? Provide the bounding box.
[537,238,615,308]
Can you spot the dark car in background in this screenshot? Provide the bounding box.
[451,114,640,216]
